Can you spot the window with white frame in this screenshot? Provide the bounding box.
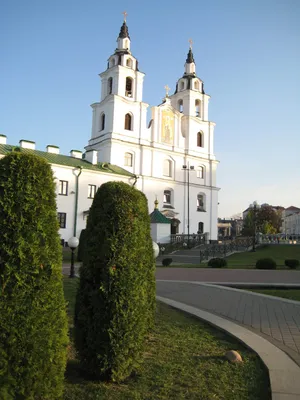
[195,99,201,117]
[124,152,133,167]
[108,77,113,95]
[125,77,133,97]
[59,180,68,196]
[178,99,183,113]
[194,80,200,90]
[100,113,105,131]
[88,184,96,199]
[163,159,172,177]
[124,113,133,130]
[126,58,132,68]
[57,212,66,228]
[197,131,204,147]
[180,81,184,91]
[197,193,205,211]
[198,221,204,234]
[197,166,204,179]
[163,189,172,205]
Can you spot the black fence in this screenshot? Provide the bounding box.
[198,237,253,262]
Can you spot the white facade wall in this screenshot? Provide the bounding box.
[52,164,131,241]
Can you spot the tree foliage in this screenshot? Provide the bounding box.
[0,152,68,400]
[242,205,282,235]
[74,181,155,382]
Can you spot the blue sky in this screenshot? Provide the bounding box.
[1,0,299,217]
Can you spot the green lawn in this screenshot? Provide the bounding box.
[224,245,300,269]
[63,278,271,399]
[250,289,300,302]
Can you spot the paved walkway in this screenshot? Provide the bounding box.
[156,268,300,284]
[157,281,300,365]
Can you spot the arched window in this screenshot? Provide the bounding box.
[100,113,105,131]
[110,58,115,67]
[194,80,200,90]
[124,152,133,167]
[198,222,204,234]
[195,100,201,117]
[197,131,204,147]
[163,159,172,177]
[178,99,183,113]
[124,113,132,130]
[163,189,172,205]
[180,81,185,91]
[197,193,205,212]
[125,77,133,97]
[197,166,204,179]
[126,58,132,68]
[108,77,113,95]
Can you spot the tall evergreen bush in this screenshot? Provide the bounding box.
[74,181,155,382]
[0,152,68,399]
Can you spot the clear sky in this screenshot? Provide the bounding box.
[1,0,299,218]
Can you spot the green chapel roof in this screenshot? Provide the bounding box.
[0,144,134,177]
[149,208,172,224]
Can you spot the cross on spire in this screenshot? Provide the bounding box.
[164,84,170,97]
[189,38,193,49]
[122,11,127,22]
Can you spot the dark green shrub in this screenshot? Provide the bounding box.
[77,228,87,261]
[285,259,300,269]
[162,258,173,266]
[0,152,68,399]
[208,258,227,268]
[256,258,277,269]
[74,181,155,382]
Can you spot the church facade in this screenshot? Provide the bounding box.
[0,18,220,243]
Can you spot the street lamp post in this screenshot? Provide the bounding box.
[249,201,260,252]
[68,236,79,278]
[182,163,195,248]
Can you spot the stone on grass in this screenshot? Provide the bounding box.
[225,350,243,363]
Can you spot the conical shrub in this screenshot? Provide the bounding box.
[0,152,68,399]
[74,181,155,382]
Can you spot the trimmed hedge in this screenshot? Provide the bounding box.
[77,228,87,262]
[0,152,68,399]
[285,259,300,269]
[74,181,155,382]
[162,258,173,267]
[208,258,227,268]
[256,258,277,270]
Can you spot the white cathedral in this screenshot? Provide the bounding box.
[0,17,219,243]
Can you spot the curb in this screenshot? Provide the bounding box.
[156,295,300,399]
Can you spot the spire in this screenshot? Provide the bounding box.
[186,39,195,63]
[118,11,130,39]
[186,48,195,63]
[184,39,196,75]
[154,198,159,209]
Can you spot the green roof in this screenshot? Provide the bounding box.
[0,144,134,177]
[149,209,172,224]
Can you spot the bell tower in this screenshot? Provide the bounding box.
[86,13,149,166]
[169,41,216,158]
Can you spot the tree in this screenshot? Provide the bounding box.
[0,152,68,400]
[74,181,155,382]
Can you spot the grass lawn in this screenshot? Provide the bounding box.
[249,289,300,302]
[63,277,271,399]
[224,245,300,269]
[157,245,300,269]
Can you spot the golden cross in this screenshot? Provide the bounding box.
[122,11,127,21]
[189,38,193,49]
[164,84,170,96]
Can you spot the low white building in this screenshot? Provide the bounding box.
[0,17,220,243]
